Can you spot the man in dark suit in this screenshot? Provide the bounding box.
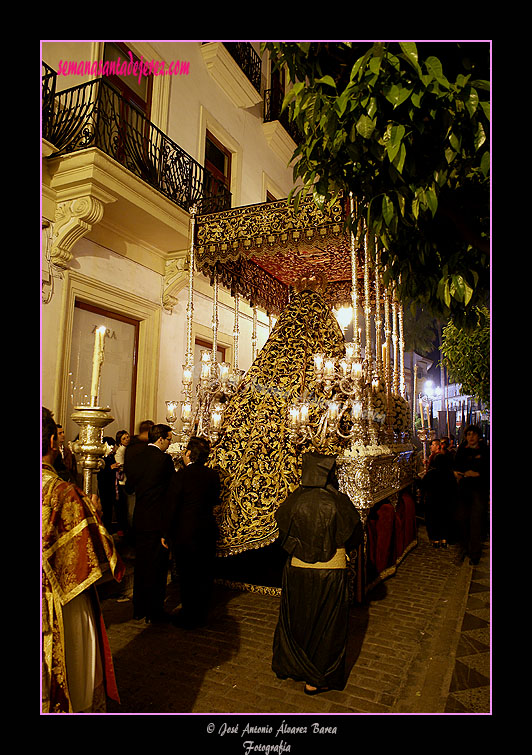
[162,436,220,629]
[124,419,154,470]
[125,423,175,623]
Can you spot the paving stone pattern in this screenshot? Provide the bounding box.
[445,556,490,713]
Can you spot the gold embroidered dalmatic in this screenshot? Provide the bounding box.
[42,464,124,713]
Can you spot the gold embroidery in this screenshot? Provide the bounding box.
[41,464,122,713]
[209,290,348,557]
[213,578,282,597]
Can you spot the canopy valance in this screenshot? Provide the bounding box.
[195,194,357,314]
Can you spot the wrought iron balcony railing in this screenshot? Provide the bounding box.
[42,66,231,215]
[263,87,301,144]
[222,42,262,94]
[42,62,56,135]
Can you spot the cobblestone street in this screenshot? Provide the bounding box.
[99,521,490,734]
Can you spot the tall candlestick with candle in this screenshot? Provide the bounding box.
[90,325,107,407]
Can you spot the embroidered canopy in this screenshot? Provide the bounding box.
[195,194,358,314]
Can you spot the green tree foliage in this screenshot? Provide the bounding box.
[440,306,490,405]
[263,42,490,327]
[403,305,439,355]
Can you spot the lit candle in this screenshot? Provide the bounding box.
[334,305,353,332]
[339,358,350,377]
[289,405,300,428]
[181,401,192,422]
[352,400,362,420]
[345,342,355,361]
[219,362,230,383]
[166,400,179,423]
[351,362,363,380]
[372,377,380,393]
[299,403,310,425]
[324,358,335,378]
[182,365,194,386]
[328,401,339,422]
[200,362,211,382]
[425,404,431,428]
[313,353,324,376]
[419,398,425,428]
[211,408,222,430]
[90,325,106,405]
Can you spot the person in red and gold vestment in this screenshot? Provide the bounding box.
[42,407,124,713]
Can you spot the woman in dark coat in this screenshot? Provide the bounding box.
[453,425,489,565]
[421,451,457,548]
[272,452,363,695]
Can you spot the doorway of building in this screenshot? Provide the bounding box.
[65,302,139,444]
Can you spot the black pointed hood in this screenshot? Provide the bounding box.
[300,452,337,488]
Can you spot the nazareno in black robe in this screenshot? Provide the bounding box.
[271,452,363,690]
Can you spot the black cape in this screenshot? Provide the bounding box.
[272,452,362,689]
[274,452,362,563]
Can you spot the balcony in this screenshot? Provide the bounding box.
[222,43,262,95]
[262,87,301,166]
[42,62,56,131]
[263,88,301,145]
[42,65,231,216]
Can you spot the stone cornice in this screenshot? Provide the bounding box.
[200,42,263,109]
[261,120,296,167]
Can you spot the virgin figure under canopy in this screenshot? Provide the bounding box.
[209,284,350,558]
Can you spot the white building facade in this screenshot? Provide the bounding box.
[42,41,298,443]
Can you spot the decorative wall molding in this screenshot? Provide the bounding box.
[55,269,161,430]
[42,218,62,304]
[50,196,106,269]
[163,252,189,311]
